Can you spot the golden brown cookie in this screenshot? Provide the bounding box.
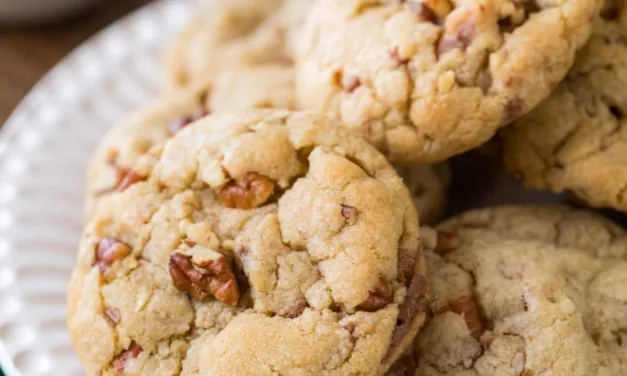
[296,0,600,164]
[69,110,427,376]
[502,1,627,211]
[389,205,627,375]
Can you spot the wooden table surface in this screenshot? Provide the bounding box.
[0,0,152,125]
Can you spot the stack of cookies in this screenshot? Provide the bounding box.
[67,0,627,375]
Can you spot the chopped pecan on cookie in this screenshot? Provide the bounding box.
[218,172,275,209]
[340,204,359,225]
[95,238,131,273]
[112,342,142,372]
[168,103,210,134]
[358,277,394,311]
[407,2,438,23]
[116,170,146,192]
[437,295,484,337]
[437,6,478,55]
[169,247,240,306]
[103,308,121,325]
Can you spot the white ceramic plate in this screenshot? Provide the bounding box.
[0,1,202,374]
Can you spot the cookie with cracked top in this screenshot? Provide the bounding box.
[296,0,601,164]
[69,110,427,376]
[502,1,627,212]
[389,204,627,375]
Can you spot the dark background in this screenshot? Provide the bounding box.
[0,2,152,374]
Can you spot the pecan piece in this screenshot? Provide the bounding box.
[218,172,275,209]
[117,170,146,192]
[408,1,438,23]
[358,277,393,311]
[182,238,197,248]
[169,115,194,134]
[437,5,478,56]
[344,322,356,335]
[344,75,361,93]
[438,295,484,337]
[438,36,464,56]
[169,250,240,306]
[434,231,459,255]
[92,156,130,196]
[389,46,410,66]
[104,308,121,324]
[282,297,308,318]
[341,204,359,225]
[112,342,142,372]
[95,238,132,273]
[169,103,211,134]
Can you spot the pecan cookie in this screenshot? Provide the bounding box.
[397,164,451,225]
[502,1,627,211]
[166,0,312,89]
[389,205,627,375]
[86,65,295,213]
[69,110,428,375]
[296,0,600,164]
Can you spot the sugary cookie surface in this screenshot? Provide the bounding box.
[389,205,627,375]
[502,0,627,211]
[296,0,600,164]
[69,110,427,376]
